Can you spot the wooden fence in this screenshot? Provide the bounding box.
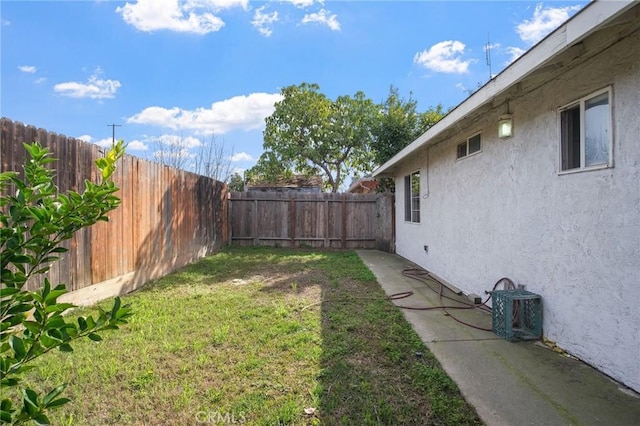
[1,118,227,304]
[229,191,394,251]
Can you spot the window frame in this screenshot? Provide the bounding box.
[456,132,482,160]
[404,170,420,224]
[558,86,613,174]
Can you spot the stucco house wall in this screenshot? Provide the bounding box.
[393,26,639,391]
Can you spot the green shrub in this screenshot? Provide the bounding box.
[1,141,133,425]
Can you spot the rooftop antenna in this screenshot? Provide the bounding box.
[107,123,121,145]
[486,33,493,80]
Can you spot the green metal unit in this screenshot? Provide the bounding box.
[491,289,542,341]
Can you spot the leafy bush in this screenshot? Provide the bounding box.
[0,141,133,425]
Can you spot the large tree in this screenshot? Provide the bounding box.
[227,172,245,192]
[371,86,445,167]
[248,83,378,193]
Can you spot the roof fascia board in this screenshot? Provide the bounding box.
[372,0,636,177]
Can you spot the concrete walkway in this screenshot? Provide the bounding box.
[356,250,640,426]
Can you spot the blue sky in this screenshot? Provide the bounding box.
[1,0,587,177]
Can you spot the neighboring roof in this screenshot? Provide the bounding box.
[246,175,323,189]
[347,177,378,193]
[373,0,638,177]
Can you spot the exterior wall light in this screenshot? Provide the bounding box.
[498,114,513,139]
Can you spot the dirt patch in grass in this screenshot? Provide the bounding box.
[19,247,481,425]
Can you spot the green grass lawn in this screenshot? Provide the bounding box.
[23,247,481,425]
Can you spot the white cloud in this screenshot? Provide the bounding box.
[505,46,526,64]
[156,134,202,148]
[127,106,181,127]
[127,92,283,134]
[94,137,115,148]
[183,0,248,11]
[18,65,37,73]
[1,19,10,26]
[414,40,473,74]
[153,148,194,160]
[54,69,121,99]
[282,0,316,7]
[517,4,582,45]
[231,167,246,176]
[484,42,501,53]
[284,0,316,7]
[252,6,278,37]
[34,77,47,84]
[230,152,254,162]
[127,140,149,151]
[301,9,340,31]
[97,138,135,149]
[77,134,148,151]
[116,0,228,34]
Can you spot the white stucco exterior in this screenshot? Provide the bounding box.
[375,2,640,392]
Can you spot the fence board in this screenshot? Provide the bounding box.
[229,191,394,251]
[1,117,228,298]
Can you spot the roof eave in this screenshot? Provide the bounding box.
[372,0,636,177]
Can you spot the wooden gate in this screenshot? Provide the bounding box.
[229,191,394,252]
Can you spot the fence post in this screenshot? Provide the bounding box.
[227,192,233,246]
[341,194,347,249]
[252,198,258,246]
[375,194,395,253]
[290,197,296,247]
[324,198,330,248]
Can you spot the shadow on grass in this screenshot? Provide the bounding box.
[313,251,482,425]
[137,246,329,293]
[136,246,482,424]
